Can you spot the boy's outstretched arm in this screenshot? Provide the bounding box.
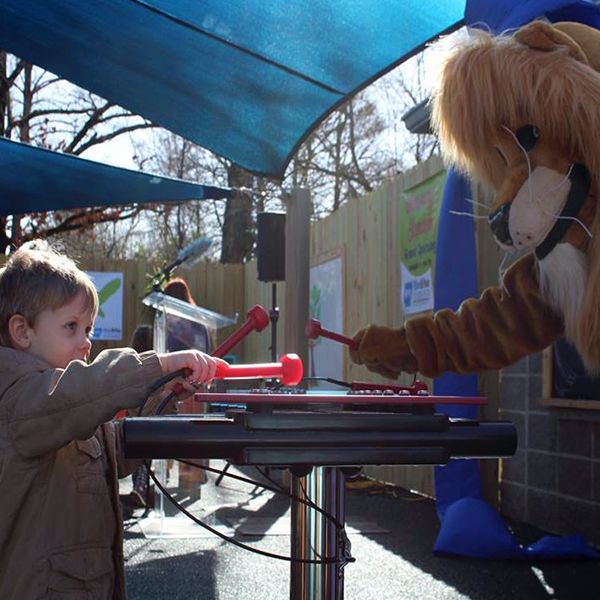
[4,348,223,457]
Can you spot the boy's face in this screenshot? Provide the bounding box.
[26,291,95,368]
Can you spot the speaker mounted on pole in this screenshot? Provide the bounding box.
[257,212,286,282]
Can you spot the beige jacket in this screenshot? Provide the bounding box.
[0,346,163,599]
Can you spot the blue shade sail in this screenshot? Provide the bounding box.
[465,0,600,31]
[0,138,231,216]
[0,0,466,179]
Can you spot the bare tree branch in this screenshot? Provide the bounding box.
[72,122,157,155]
[63,100,113,153]
[34,206,141,238]
[2,59,25,87]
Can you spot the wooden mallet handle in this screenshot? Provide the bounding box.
[305,319,358,350]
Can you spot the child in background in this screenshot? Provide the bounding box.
[0,241,226,600]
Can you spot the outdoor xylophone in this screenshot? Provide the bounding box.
[123,311,517,600]
[125,387,514,466]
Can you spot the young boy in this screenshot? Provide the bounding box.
[0,241,225,599]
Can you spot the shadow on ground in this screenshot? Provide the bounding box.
[126,549,219,600]
[123,462,600,600]
[346,486,600,600]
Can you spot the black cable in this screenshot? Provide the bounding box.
[145,461,347,565]
[270,376,352,392]
[302,376,352,388]
[254,466,347,534]
[137,374,349,561]
[155,391,177,415]
[255,466,287,494]
[178,459,345,531]
[137,368,187,416]
[143,379,345,530]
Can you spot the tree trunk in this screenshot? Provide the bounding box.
[0,51,7,137]
[0,52,9,252]
[21,64,32,143]
[220,164,254,263]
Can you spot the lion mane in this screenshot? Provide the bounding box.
[431,21,600,373]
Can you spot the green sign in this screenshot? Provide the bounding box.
[399,171,446,314]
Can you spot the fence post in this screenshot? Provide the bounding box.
[283,187,311,370]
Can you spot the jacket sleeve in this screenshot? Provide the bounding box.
[406,254,564,377]
[6,348,163,457]
[112,385,193,478]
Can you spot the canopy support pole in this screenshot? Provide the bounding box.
[290,467,347,599]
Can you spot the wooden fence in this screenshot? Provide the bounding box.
[308,156,445,496]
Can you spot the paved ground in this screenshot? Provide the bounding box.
[122,462,600,600]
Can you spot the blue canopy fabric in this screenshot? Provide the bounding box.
[465,0,600,31]
[0,137,231,216]
[2,1,599,212]
[0,0,466,180]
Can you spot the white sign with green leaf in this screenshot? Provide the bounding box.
[398,171,445,315]
[87,271,124,341]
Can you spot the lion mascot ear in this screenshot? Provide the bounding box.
[515,20,600,71]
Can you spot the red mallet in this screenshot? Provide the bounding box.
[212,305,270,357]
[214,353,303,386]
[305,319,358,350]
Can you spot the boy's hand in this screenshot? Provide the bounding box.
[157,351,228,385]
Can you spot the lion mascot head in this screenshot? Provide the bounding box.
[432,20,600,373]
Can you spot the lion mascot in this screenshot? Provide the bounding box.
[350,21,600,379]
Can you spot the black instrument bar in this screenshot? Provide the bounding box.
[123,414,516,466]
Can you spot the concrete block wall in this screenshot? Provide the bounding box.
[499,352,600,546]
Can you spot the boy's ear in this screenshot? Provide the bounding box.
[8,314,32,350]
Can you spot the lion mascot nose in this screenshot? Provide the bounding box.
[488,203,513,246]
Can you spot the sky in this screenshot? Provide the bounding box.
[82,135,139,170]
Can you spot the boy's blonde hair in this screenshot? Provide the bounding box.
[0,240,99,347]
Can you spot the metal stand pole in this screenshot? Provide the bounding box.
[290,467,347,600]
[270,282,279,363]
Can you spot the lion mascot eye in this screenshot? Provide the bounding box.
[515,125,540,151]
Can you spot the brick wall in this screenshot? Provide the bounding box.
[499,352,600,546]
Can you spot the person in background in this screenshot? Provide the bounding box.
[163,277,212,500]
[0,240,225,600]
[163,277,212,354]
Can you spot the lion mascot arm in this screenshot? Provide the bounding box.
[350,254,564,379]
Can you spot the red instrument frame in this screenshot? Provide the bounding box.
[194,391,486,406]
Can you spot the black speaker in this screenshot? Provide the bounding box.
[257,212,286,282]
